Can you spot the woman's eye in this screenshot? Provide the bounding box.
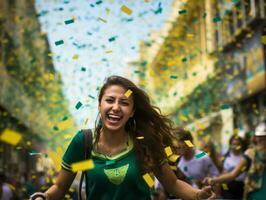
[106,99,113,103]
[121,102,129,105]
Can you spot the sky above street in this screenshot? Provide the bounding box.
[35,0,175,127]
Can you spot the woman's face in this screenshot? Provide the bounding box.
[230,138,242,153]
[99,85,134,132]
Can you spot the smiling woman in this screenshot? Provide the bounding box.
[30,76,216,200]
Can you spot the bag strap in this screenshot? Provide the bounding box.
[78,129,93,200]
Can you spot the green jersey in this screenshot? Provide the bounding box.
[61,130,151,200]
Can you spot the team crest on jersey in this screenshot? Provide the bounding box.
[104,164,129,185]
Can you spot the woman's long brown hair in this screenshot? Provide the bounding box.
[94,76,176,173]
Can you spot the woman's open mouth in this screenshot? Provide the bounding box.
[106,114,122,124]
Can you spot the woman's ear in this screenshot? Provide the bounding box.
[130,109,135,117]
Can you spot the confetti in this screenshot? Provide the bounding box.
[120,5,133,15]
[170,75,178,79]
[220,104,230,110]
[164,146,173,157]
[213,16,222,23]
[75,101,83,109]
[178,10,187,14]
[261,35,266,44]
[64,18,74,25]
[182,57,187,62]
[124,89,132,97]
[168,154,179,162]
[108,36,117,42]
[71,159,94,172]
[142,173,154,188]
[170,165,177,170]
[222,183,229,190]
[95,0,103,5]
[72,55,79,60]
[180,115,188,122]
[184,140,194,147]
[195,152,206,159]
[29,151,43,156]
[136,136,144,139]
[98,17,107,23]
[0,129,22,146]
[55,40,64,46]
[105,50,113,53]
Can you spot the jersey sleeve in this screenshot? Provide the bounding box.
[61,130,85,171]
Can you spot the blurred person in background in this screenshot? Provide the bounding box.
[220,135,246,199]
[176,129,220,189]
[203,120,266,200]
[0,172,14,200]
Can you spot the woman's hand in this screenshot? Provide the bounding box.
[197,186,216,200]
[202,177,214,186]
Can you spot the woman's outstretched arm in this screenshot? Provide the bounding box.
[31,169,76,200]
[155,163,215,200]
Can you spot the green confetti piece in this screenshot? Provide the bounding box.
[203,12,207,18]
[75,101,83,109]
[55,40,64,46]
[182,57,187,62]
[220,104,230,110]
[195,152,206,159]
[170,75,178,79]
[192,17,198,23]
[173,92,177,96]
[213,16,221,23]
[62,116,68,121]
[88,95,95,99]
[29,151,42,156]
[192,72,197,76]
[95,0,103,5]
[108,36,117,42]
[53,126,59,131]
[178,9,187,14]
[81,67,86,71]
[64,19,74,25]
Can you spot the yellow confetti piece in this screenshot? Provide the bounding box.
[241,166,246,172]
[98,17,107,23]
[105,50,113,54]
[179,115,188,122]
[222,183,229,190]
[261,35,266,44]
[48,53,53,57]
[120,5,133,15]
[136,136,144,139]
[0,129,22,146]
[71,159,94,172]
[84,118,89,125]
[142,173,154,188]
[72,55,79,60]
[124,89,132,97]
[58,120,72,130]
[184,140,194,147]
[164,146,173,157]
[170,165,177,170]
[168,154,180,162]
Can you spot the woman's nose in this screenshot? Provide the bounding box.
[112,102,120,111]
